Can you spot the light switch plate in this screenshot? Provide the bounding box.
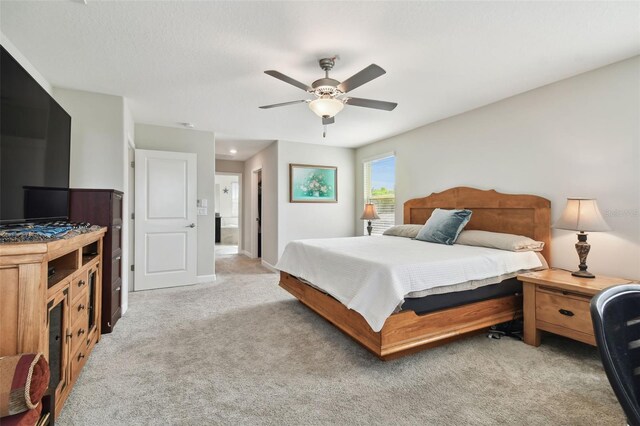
[197,207,208,216]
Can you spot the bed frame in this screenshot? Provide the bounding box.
[279,187,551,360]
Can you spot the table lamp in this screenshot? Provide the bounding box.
[360,203,380,236]
[554,198,610,278]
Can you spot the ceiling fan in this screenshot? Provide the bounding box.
[259,57,397,136]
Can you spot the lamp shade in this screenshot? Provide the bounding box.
[309,96,344,118]
[360,203,380,220]
[554,198,611,232]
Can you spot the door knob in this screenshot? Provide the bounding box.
[186,223,196,228]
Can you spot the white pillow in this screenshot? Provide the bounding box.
[455,230,544,252]
[382,224,423,238]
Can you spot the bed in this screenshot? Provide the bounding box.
[278,187,551,360]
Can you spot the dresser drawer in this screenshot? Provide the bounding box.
[535,288,593,336]
[71,344,89,383]
[112,192,123,222]
[112,225,122,253]
[70,270,89,303]
[69,315,89,355]
[112,255,122,283]
[70,291,88,328]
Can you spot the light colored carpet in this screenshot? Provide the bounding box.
[57,255,624,425]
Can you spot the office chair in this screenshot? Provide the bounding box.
[591,284,640,426]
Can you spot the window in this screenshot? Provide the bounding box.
[363,155,395,235]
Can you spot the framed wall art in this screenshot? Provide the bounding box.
[289,164,338,203]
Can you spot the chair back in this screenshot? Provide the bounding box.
[591,284,640,426]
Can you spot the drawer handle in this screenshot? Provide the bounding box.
[77,353,85,361]
[77,280,85,287]
[559,309,575,317]
[115,256,121,261]
[78,304,85,311]
[116,287,121,292]
[78,328,85,336]
[114,225,122,230]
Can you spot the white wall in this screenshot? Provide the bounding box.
[135,123,216,279]
[277,141,356,261]
[53,89,126,192]
[355,56,640,280]
[243,142,278,265]
[121,99,134,313]
[1,31,52,94]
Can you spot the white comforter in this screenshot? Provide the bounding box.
[275,236,543,332]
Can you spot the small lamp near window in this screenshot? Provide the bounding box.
[554,198,610,278]
[361,203,380,236]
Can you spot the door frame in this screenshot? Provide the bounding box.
[251,167,262,259]
[214,171,242,251]
[128,141,135,293]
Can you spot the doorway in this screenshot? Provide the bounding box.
[215,173,241,256]
[251,168,262,259]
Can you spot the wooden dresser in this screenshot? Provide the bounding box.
[0,229,106,418]
[70,188,123,333]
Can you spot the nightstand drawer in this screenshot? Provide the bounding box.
[535,289,593,335]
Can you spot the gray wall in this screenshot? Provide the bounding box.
[277,140,356,260]
[355,56,640,279]
[135,123,216,278]
[216,159,245,174]
[53,87,133,312]
[243,142,278,265]
[241,140,356,267]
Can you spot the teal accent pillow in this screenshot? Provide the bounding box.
[415,208,473,245]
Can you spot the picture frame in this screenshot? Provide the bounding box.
[289,164,338,203]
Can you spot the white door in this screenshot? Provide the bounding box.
[134,149,197,290]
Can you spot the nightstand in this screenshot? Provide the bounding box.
[518,269,634,347]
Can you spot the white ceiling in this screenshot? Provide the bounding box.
[2,1,639,157]
[215,138,274,161]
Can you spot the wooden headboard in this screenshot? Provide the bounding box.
[404,187,551,261]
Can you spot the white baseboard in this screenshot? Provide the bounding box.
[240,249,253,258]
[197,274,217,283]
[261,260,278,273]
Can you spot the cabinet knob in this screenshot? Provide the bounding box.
[66,331,73,339]
[77,353,85,361]
[78,280,85,287]
[78,328,85,336]
[78,304,85,311]
[107,321,111,328]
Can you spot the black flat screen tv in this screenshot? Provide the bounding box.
[0,45,71,225]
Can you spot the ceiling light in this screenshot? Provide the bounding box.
[229,149,237,154]
[308,96,344,118]
[180,122,195,128]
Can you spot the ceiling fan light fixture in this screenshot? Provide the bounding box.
[308,96,344,118]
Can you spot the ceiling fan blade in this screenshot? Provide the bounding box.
[264,70,312,92]
[337,64,386,93]
[259,100,307,109]
[345,97,397,111]
[322,116,335,125]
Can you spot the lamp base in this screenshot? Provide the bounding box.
[366,220,373,236]
[571,269,595,279]
[573,232,596,279]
